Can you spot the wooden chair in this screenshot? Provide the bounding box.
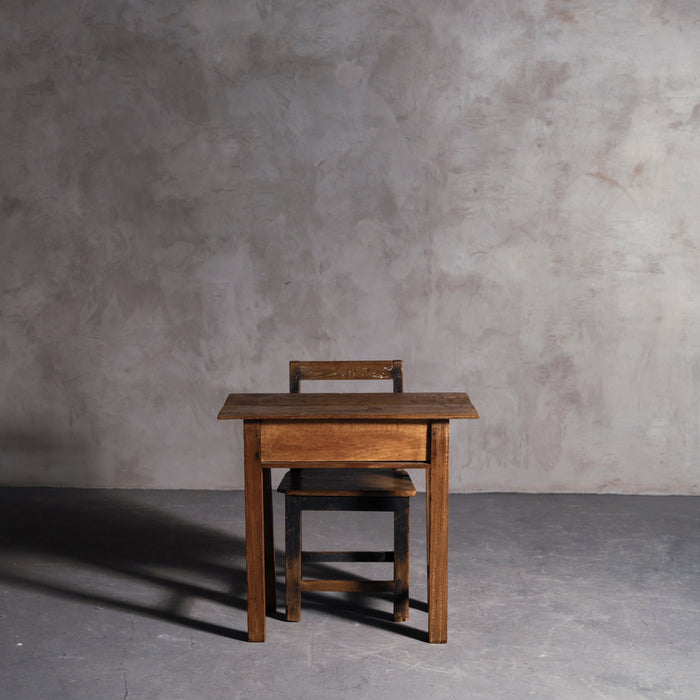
[277,360,416,623]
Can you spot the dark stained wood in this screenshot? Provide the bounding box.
[302,551,393,562]
[221,368,479,643]
[279,478,415,623]
[218,392,479,421]
[300,579,395,593]
[277,468,417,497]
[290,360,403,393]
[284,495,301,622]
[279,360,415,626]
[262,468,276,614]
[281,489,413,619]
[394,498,410,621]
[243,420,266,642]
[427,420,450,644]
[260,460,426,470]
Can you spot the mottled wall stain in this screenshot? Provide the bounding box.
[1,1,699,492]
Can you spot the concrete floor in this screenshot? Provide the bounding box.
[1,489,698,699]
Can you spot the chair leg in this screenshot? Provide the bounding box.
[425,469,431,608]
[393,498,410,622]
[285,496,302,622]
[263,469,276,614]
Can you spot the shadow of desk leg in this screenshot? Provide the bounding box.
[244,420,266,642]
[428,420,449,643]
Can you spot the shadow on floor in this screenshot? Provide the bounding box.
[0,488,250,640]
[0,489,430,641]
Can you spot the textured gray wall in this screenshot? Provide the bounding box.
[2,1,699,492]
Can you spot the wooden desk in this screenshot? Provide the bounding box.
[218,392,479,643]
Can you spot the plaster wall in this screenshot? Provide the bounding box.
[2,0,699,492]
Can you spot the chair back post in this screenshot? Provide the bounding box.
[390,360,403,393]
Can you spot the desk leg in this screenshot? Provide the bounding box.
[244,420,266,642]
[427,420,449,643]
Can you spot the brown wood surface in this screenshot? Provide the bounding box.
[289,360,402,382]
[300,579,395,593]
[260,460,425,470]
[261,420,428,462]
[277,468,417,497]
[262,468,276,615]
[226,388,479,644]
[290,360,403,392]
[243,420,266,642]
[427,420,450,644]
[218,392,479,420]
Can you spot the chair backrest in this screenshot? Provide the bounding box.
[289,360,403,393]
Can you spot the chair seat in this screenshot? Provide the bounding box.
[277,468,417,498]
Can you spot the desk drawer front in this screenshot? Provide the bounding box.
[260,421,429,462]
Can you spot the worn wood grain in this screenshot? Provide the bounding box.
[261,460,426,470]
[261,420,428,462]
[277,467,417,497]
[427,420,450,644]
[225,381,479,643]
[243,420,266,642]
[300,579,395,593]
[289,360,403,393]
[218,392,479,420]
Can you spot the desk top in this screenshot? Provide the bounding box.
[218,392,479,421]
